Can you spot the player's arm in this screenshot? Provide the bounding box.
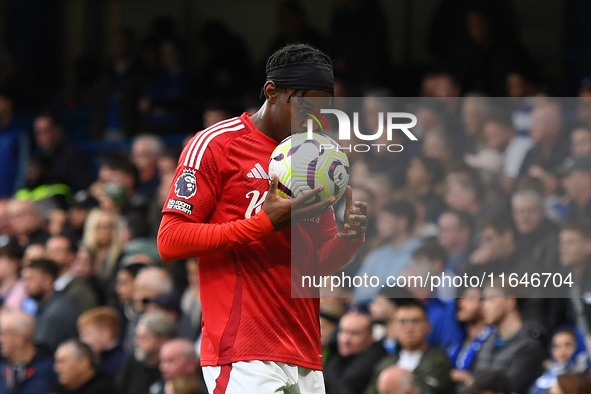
[158,169,334,260]
[317,186,367,276]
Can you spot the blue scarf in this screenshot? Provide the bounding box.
[447,325,495,370]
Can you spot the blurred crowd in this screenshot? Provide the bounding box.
[0,1,591,394]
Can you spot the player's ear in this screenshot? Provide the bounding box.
[264,81,279,103]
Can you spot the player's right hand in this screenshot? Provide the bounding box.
[262,174,335,232]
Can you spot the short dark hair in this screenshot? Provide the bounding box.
[562,222,591,240]
[58,339,96,366]
[479,213,516,236]
[412,242,448,263]
[440,209,475,233]
[49,235,77,254]
[120,262,147,278]
[395,298,427,317]
[105,159,139,187]
[382,199,416,232]
[27,259,59,280]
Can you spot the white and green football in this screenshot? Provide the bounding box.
[268,132,350,204]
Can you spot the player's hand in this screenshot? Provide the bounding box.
[262,174,335,232]
[337,186,367,241]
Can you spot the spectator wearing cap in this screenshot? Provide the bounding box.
[116,312,176,394]
[472,282,545,394]
[6,200,50,247]
[560,156,591,221]
[404,156,445,223]
[437,210,474,275]
[0,310,57,394]
[130,135,163,200]
[97,183,127,216]
[558,223,591,351]
[519,101,570,178]
[82,209,122,283]
[144,293,194,341]
[52,339,117,394]
[77,307,125,377]
[21,259,78,352]
[62,191,98,244]
[364,300,453,394]
[45,235,99,314]
[0,235,28,311]
[33,111,94,193]
[0,92,27,198]
[462,369,513,394]
[353,200,421,299]
[376,366,420,394]
[324,312,388,394]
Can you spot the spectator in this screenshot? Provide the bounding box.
[472,282,546,394]
[116,312,176,394]
[90,27,146,140]
[33,111,94,193]
[179,259,201,341]
[445,177,489,223]
[570,125,591,158]
[62,191,98,244]
[0,92,27,198]
[77,307,125,377]
[466,213,518,276]
[114,263,145,326]
[423,132,459,173]
[22,243,45,268]
[550,373,591,394]
[7,200,49,247]
[52,339,117,394]
[519,101,570,177]
[368,287,411,352]
[152,339,200,394]
[130,134,163,200]
[70,244,105,305]
[376,366,420,394]
[21,259,78,352]
[0,235,28,311]
[558,223,591,345]
[0,311,57,394]
[560,157,591,221]
[323,312,387,394]
[404,156,445,222]
[481,108,534,193]
[530,326,590,394]
[511,190,560,273]
[82,209,122,283]
[354,200,421,299]
[138,39,191,135]
[448,287,494,391]
[437,210,474,274]
[45,235,99,314]
[364,299,453,394]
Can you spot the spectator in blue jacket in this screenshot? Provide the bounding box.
[0,310,58,394]
[0,92,27,198]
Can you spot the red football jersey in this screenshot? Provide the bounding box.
[161,113,361,370]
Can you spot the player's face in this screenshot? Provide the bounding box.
[278,89,332,140]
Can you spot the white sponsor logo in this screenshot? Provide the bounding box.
[166,199,194,215]
[245,190,268,218]
[246,163,269,179]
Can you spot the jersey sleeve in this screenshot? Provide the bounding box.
[158,133,276,260]
[316,207,365,276]
[161,138,220,222]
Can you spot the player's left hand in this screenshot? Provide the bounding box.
[337,186,367,241]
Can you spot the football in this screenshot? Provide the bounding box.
[268,132,350,204]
